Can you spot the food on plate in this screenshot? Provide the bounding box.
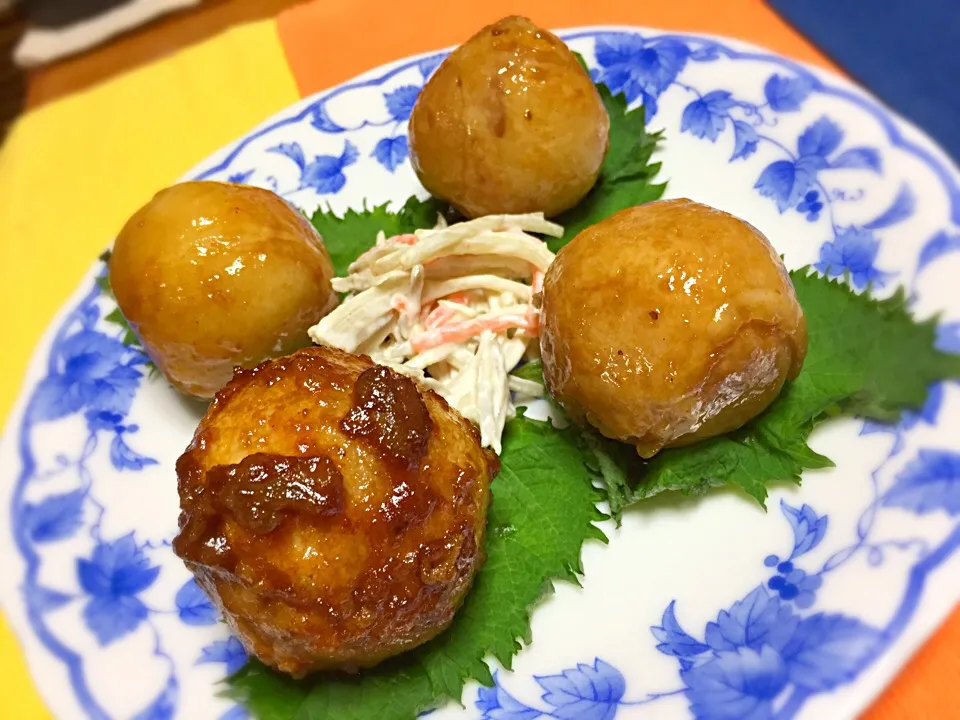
[109,181,338,398]
[172,345,498,677]
[540,198,808,457]
[408,15,609,218]
[309,212,561,452]
[58,13,960,717]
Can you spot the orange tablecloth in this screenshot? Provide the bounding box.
[1,1,956,717]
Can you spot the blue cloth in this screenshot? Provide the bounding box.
[766,0,960,163]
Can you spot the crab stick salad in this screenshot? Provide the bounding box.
[307,213,562,453]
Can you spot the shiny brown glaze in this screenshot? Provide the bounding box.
[109,181,338,399]
[177,453,346,559]
[409,15,609,217]
[540,199,808,457]
[342,366,432,471]
[172,346,498,677]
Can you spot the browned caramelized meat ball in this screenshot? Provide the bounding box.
[172,346,498,677]
[540,199,807,457]
[409,15,609,218]
[109,181,337,399]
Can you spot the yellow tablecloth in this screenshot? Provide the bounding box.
[2,2,958,718]
[0,19,299,719]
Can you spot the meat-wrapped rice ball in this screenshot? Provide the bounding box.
[173,346,498,677]
[540,199,807,457]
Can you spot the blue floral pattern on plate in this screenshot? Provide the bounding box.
[2,27,959,720]
[480,465,960,720]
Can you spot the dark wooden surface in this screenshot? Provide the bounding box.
[0,5,26,143]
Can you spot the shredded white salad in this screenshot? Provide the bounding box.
[308,212,562,453]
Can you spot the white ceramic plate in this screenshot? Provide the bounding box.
[3,27,960,720]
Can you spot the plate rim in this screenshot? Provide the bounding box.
[2,24,959,720]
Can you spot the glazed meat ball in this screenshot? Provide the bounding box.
[172,346,498,677]
[409,15,609,218]
[109,181,337,398]
[540,199,807,457]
